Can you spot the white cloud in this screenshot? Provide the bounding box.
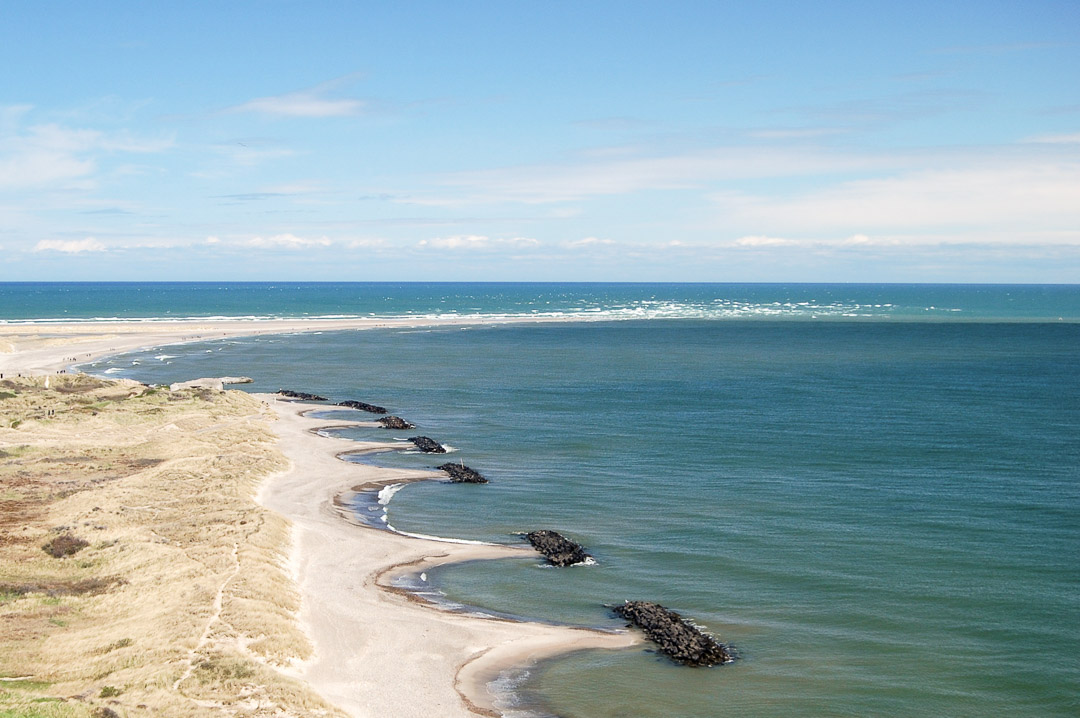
[33,237,107,253]
[228,90,364,118]
[565,236,616,248]
[417,235,540,250]
[345,238,388,249]
[244,233,332,249]
[732,235,800,247]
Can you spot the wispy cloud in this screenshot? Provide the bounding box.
[33,237,107,253]
[418,146,895,205]
[709,160,1080,236]
[0,113,172,191]
[930,42,1063,55]
[1023,132,1080,144]
[227,78,366,118]
[215,182,325,202]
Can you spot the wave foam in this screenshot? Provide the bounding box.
[377,483,405,506]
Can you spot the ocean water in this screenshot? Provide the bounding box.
[3,281,1080,322]
[65,284,1080,717]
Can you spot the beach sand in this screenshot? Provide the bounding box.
[0,319,638,717]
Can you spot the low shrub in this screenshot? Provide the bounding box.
[42,534,89,558]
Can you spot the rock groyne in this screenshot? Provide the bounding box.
[612,601,732,666]
[525,530,591,567]
[437,462,488,484]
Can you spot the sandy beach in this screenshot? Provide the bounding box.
[0,318,638,717]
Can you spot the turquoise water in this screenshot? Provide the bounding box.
[67,285,1080,717]
[3,281,1080,322]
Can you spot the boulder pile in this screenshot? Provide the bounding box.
[277,389,327,401]
[408,436,446,453]
[525,530,591,566]
[612,601,732,666]
[378,415,415,430]
[337,400,388,414]
[437,462,488,483]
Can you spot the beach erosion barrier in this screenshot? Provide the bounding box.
[291,386,734,671]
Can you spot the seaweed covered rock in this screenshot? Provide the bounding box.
[612,601,732,666]
[338,400,388,414]
[408,436,446,453]
[525,530,590,566]
[277,389,327,401]
[437,462,488,484]
[378,415,414,429]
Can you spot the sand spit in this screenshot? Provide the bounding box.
[256,397,639,717]
[0,314,571,378]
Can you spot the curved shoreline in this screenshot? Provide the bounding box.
[1,317,641,716]
[257,396,639,716]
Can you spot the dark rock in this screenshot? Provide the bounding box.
[378,415,414,430]
[437,462,488,484]
[525,530,590,567]
[408,436,446,453]
[277,389,327,401]
[338,400,388,414]
[612,601,732,666]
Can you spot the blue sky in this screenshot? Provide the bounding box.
[2,1,1078,281]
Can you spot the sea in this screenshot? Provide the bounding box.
[5,282,1078,717]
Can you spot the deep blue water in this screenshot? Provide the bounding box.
[76,291,1080,718]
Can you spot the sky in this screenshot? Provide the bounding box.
[1,0,1079,282]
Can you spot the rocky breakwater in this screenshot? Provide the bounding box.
[338,399,388,414]
[612,601,732,666]
[525,530,591,567]
[378,415,414,430]
[408,436,446,453]
[278,389,327,401]
[437,462,488,484]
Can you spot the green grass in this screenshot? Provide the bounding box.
[0,681,51,692]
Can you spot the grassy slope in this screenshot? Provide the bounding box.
[0,375,345,718]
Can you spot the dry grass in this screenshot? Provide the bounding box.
[0,375,345,717]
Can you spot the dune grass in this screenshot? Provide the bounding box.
[0,375,345,717]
